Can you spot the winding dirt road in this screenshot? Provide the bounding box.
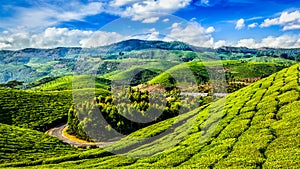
[47,124,115,148]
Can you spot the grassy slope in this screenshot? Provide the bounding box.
[242,56,296,65]
[106,60,178,81]
[0,75,112,132]
[34,75,110,91]
[150,60,287,86]
[0,89,73,131]
[5,62,299,168]
[0,123,77,165]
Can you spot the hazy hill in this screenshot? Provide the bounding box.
[0,39,299,84]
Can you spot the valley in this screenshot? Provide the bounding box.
[0,39,299,168]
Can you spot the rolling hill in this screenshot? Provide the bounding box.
[0,89,73,131]
[1,60,299,168]
[33,75,111,92]
[149,60,288,92]
[1,39,299,84]
[0,123,77,165]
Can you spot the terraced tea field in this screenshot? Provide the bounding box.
[1,62,299,168]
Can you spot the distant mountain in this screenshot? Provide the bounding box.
[1,39,300,64]
[217,46,300,60]
[0,39,300,83]
[103,39,194,52]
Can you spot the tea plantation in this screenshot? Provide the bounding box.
[0,123,77,164]
[1,62,299,168]
[0,89,73,131]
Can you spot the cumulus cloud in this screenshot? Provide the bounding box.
[214,40,227,48]
[163,18,170,22]
[235,18,245,30]
[235,34,300,48]
[2,26,300,50]
[0,27,126,50]
[248,23,258,29]
[236,38,256,48]
[80,31,126,48]
[130,29,161,41]
[110,0,140,6]
[164,22,215,47]
[142,17,160,23]
[1,0,192,33]
[206,26,215,33]
[260,10,300,31]
[110,0,192,23]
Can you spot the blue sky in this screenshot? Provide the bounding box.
[0,0,300,49]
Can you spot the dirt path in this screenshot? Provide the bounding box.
[47,124,115,148]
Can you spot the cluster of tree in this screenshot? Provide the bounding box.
[0,80,23,89]
[23,76,59,89]
[67,87,189,141]
[130,69,160,86]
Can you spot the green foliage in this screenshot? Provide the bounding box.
[150,60,288,93]
[34,75,111,91]
[0,89,73,131]
[0,123,76,165]
[0,80,24,89]
[67,87,191,142]
[12,62,299,169]
[1,46,300,168]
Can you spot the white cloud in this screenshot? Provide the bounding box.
[111,0,140,6]
[147,31,160,40]
[236,38,257,48]
[260,18,278,27]
[260,10,300,31]
[2,31,9,35]
[0,27,126,50]
[190,17,197,21]
[248,23,258,29]
[146,28,161,40]
[235,34,300,48]
[0,2,103,32]
[283,25,300,31]
[142,17,160,23]
[0,42,12,49]
[235,18,245,30]
[163,18,170,22]
[2,26,300,50]
[164,22,214,47]
[206,26,215,33]
[214,40,227,48]
[194,0,211,6]
[80,31,126,48]
[110,0,192,23]
[1,0,192,33]
[130,32,160,41]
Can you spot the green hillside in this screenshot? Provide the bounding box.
[242,56,296,65]
[0,123,76,165]
[0,89,73,131]
[33,75,110,91]
[3,62,299,168]
[107,61,177,82]
[150,60,288,92]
